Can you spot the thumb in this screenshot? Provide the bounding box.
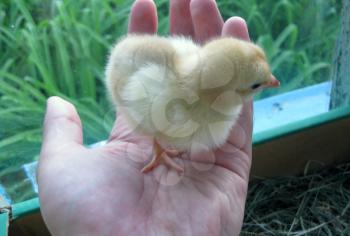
[41,96,83,156]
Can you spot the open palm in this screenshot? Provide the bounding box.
[38,0,253,235]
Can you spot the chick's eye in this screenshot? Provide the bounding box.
[251,83,261,90]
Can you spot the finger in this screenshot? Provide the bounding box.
[190,0,224,43]
[41,97,83,156]
[222,17,252,153]
[222,16,250,41]
[128,0,158,34]
[169,0,195,37]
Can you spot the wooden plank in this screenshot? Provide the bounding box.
[252,116,350,178]
[330,0,350,108]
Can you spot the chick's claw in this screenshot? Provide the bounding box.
[141,145,184,173]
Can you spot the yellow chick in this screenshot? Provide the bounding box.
[105,35,279,173]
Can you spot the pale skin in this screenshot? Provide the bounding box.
[38,0,253,235]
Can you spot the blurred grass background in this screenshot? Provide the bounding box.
[0,0,348,234]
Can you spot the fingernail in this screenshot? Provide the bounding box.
[46,96,70,118]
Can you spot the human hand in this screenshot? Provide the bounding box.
[38,0,252,235]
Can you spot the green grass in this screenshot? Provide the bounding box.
[0,0,348,234]
[0,0,131,171]
[0,0,133,202]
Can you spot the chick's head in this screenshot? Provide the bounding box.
[234,43,280,99]
[201,38,279,101]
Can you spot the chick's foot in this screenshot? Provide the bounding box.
[141,142,184,173]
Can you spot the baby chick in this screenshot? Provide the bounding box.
[106,35,279,173]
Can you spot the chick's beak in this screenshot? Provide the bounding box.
[266,75,280,88]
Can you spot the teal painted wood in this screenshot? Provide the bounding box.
[0,195,10,236]
[0,211,9,236]
[253,105,350,145]
[12,198,40,220]
[253,82,331,133]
